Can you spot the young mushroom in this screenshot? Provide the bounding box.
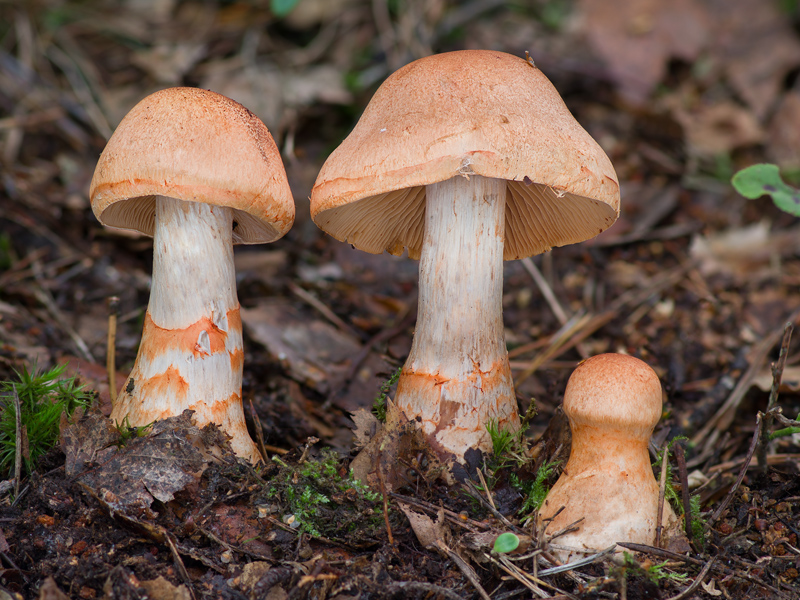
[310,50,620,463]
[538,353,678,561]
[90,87,294,463]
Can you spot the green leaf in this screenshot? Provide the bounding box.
[493,532,520,554]
[271,0,301,17]
[731,164,800,216]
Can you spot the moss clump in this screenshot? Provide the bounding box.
[264,448,386,540]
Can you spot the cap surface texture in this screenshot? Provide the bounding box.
[90,87,294,244]
[310,50,619,260]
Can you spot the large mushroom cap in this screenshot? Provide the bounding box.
[310,50,620,260]
[564,353,663,439]
[90,87,294,244]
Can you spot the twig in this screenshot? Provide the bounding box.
[486,553,549,599]
[390,492,488,531]
[106,296,119,403]
[442,542,492,600]
[515,261,694,385]
[521,257,569,326]
[617,542,790,599]
[376,455,394,545]
[655,441,669,548]
[757,323,793,472]
[665,558,715,600]
[248,397,268,463]
[164,531,197,600]
[474,467,497,511]
[693,308,800,457]
[288,281,361,340]
[707,412,761,528]
[521,257,590,360]
[463,480,522,533]
[673,442,692,542]
[538,545,616,576]
[13,385,22,499]
[31,259,94,362]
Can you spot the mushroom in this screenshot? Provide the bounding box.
[538,353,677,560]
[90,87,294,463]
[310,50,620,461]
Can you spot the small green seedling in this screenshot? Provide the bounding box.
[113,416,154,447]
[493,532,520,554]
[769,412,800,440]
[732,164,800,216]
[0,363,93,477]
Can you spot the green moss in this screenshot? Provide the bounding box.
[266,449,384,539]
[0,363,93,477]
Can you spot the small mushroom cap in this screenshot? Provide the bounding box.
[564,353,663,439]
[90,87,294,244]
[310,50,619,260]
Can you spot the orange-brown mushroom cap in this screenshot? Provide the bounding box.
[90,87,294,244]
[564,353,664,439]
[310,50,620,260]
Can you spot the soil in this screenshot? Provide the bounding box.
[1,1,800,598]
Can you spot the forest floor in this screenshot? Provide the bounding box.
[1,0,800,598]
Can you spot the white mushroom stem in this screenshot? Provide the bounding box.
[391,174,520,459]
[110,195,260,462]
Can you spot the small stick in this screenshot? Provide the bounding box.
[248,397,268,463]
[521,257,569,325]
[13,385,22,498]
[673,442,692,542]
[757,322,793,472]
[474,467,497,511]
[707,413,762,528]
[376,455,394,545]
[617,542,790,599]
[288,281,361,339]
[655,442,669,548]
[164,531,197,600]
[106,296,119,403]
[665,558,715,600]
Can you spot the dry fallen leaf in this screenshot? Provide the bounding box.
[709,0,800,120]
[64,410,233,514]
[578,0,709,105]
[138,576,193,600]
[242,301,361,393]
[689,221,800,279]
[350,408,380,449]
[673,101,763,157]
[398,504,451,551]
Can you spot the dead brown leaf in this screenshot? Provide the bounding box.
[709,0,800,120]
[66,410,233,513]
[578,0,710,105]
[673,101,763,156]
[138,577,192,600]
[350,408,379,450]
[241,301,361,394]
[398,504,451,551]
